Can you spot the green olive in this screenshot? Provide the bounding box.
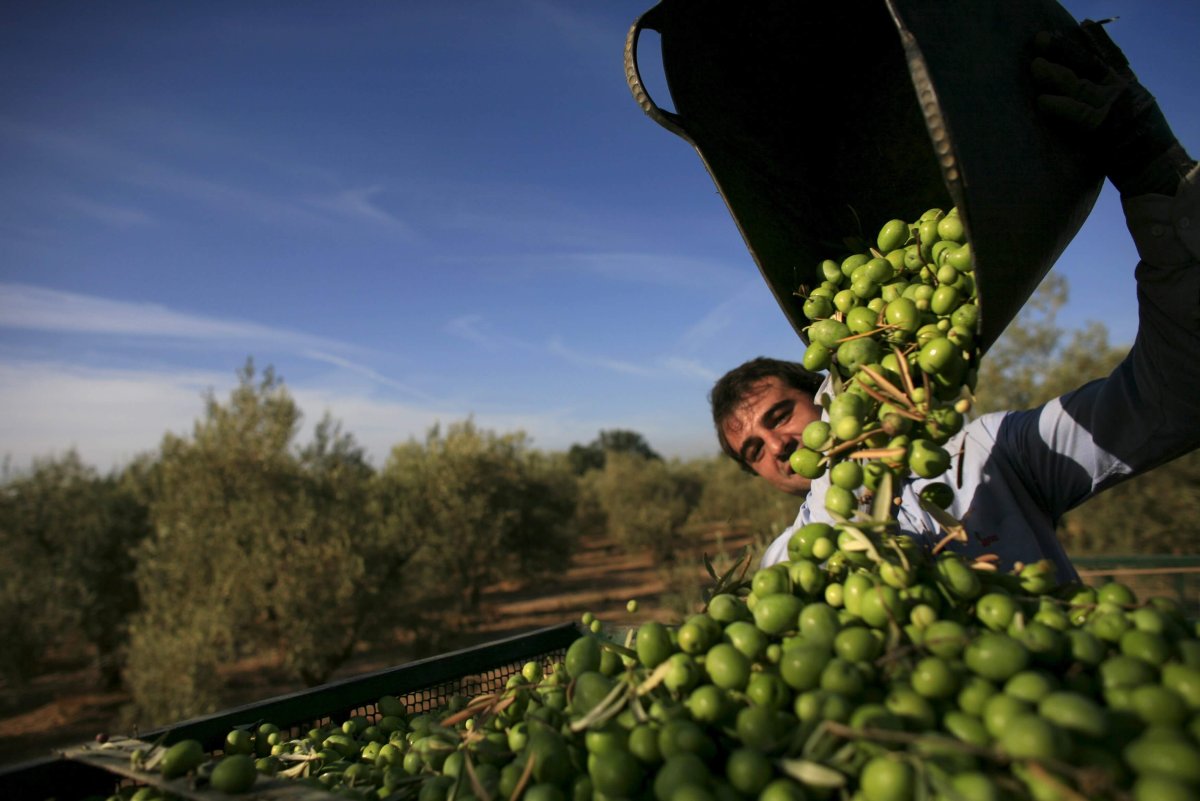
[864,257,893,284]
[850,274,879,300]
[917,337,963,377]
[803,295,834,321]
[877,218,910,252]
[946,242,972,272]
[833,289,860,314]
[836,338,882,376]
[802,341,831,371]
[937,214,966,243]
[930,284,961,316]
[789,448,825,479]
[951,302,979,332]
[841,252,871,279]
[918,482,955,509]
[908,439,950,478]
[830,460,864,490]
[845,306,879,335]
[808,319,851,349]
[824,485,856,518]
[884,297,920,334]
[802,420,832,451]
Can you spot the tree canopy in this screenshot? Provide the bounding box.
[567,429,662,475]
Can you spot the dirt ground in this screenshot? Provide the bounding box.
[0,528,753,770]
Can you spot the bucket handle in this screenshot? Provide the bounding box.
[624,7,692,144]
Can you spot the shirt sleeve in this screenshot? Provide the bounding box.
[995,163,1200,518]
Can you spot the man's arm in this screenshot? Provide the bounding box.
[1005,25,1200,516]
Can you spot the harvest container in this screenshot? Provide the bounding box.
[0,622,580,801]
[625,0,1109,352]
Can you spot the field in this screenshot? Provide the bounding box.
[0,527,753,769]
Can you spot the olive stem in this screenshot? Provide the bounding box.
[886,539,912,573]
[508,752,537,801]
[858,385,925,421]
[854,383,913,417]
[462,752,494,801]
[891,344,918,398]
[824,432,884,460]
[440,693,507,728]
[833,325,901,346]
[857,365,918,411]
[846,447,907,461]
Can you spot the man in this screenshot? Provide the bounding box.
[710,30,1199,580]
[710,357,826,497]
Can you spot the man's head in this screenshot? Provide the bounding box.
[710,357,825,496]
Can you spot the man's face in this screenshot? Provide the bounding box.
[720,376,822,496]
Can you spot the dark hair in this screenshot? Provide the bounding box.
[709,357,825,470]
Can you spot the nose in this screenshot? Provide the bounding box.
[762,428,793,461]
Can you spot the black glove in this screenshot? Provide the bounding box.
[1031,21,1194,197]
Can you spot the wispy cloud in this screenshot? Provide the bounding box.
[0,282,342,349]
[445,313,718,382]
[443,314,540,354]
[677,280,779,351]
[124,160,331,228]
[0,283,432,401]
[1,119,414,235]
[302,349,434,402]
[679,296,739,351]
[304,185,416,237]
[521,0,614,55]
[662,357,717,382]
[60,194,153,228]
[546,336,654,377]
[551,251,744,290]
[445,314,498,350]
[556,340,715,382]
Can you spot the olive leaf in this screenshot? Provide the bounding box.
[568,679,629,732]
[835,526,881,563]
[703,546,753,602]
[635,659,674,695]
[871,468,895,523]
[777,758,847,788]
[920,496,970,554]
[800,721,840,762]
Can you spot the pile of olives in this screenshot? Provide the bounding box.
[792,208,979,519]
[118,539,1200,801]
[107,208,1199,801]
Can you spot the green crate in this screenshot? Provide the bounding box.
[1074,555,1200,617]
[0,622,581,801]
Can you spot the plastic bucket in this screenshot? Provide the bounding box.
[625,0,1105,353]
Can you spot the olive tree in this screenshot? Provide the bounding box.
[975,274,1126,414]
[379,420,578,622]
[0,451,148,687]
[567,429,662,475]
[579,452,701,563]
[123,362,414,726]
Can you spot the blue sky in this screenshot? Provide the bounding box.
[2,1,1197,472]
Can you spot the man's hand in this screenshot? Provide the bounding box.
[1031,21,1193,197]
